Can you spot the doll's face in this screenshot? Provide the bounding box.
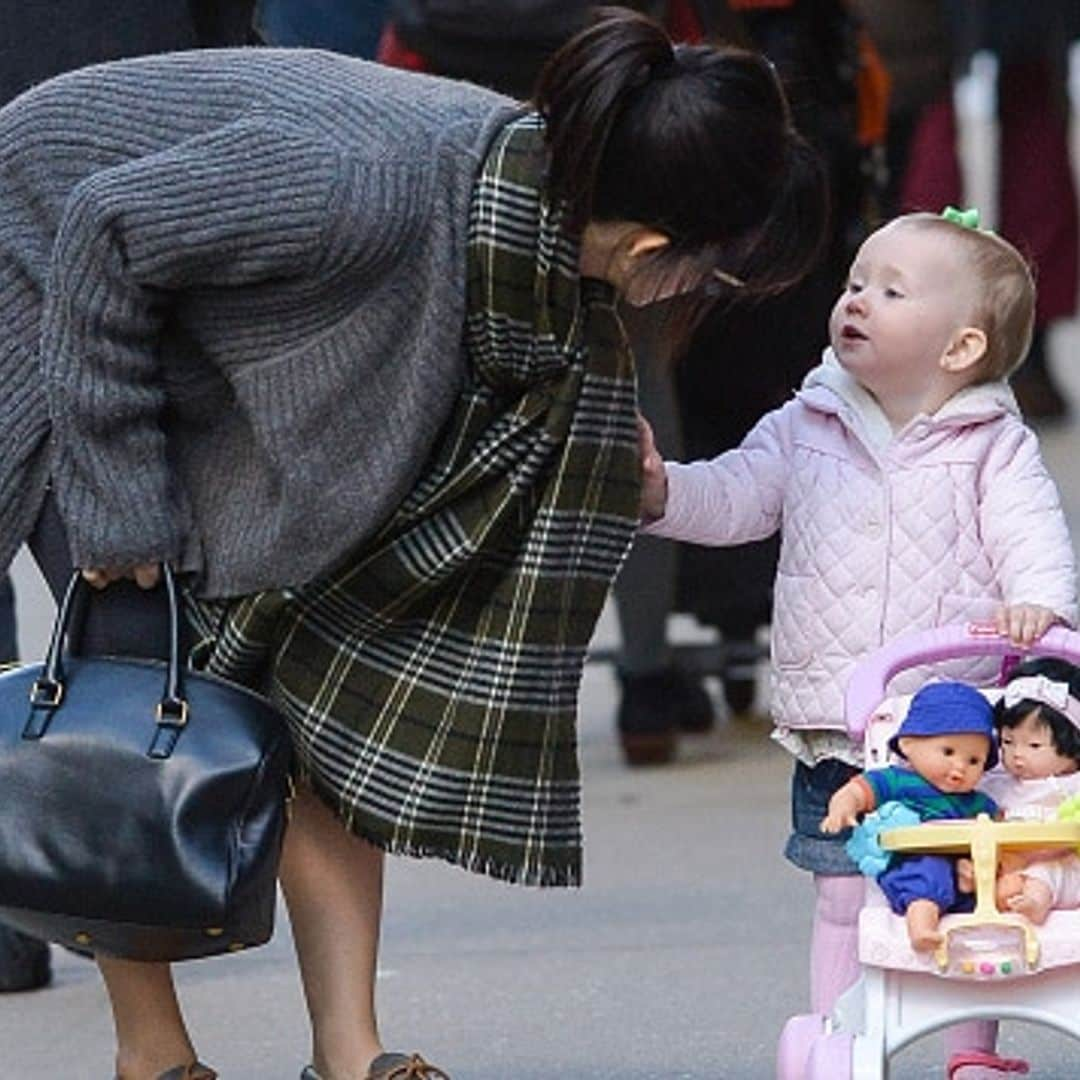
[998,710,1079,781]
[897,732,990,793]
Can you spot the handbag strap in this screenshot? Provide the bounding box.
[26,566,189,755]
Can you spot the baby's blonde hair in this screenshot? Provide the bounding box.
[893,213,1035,382]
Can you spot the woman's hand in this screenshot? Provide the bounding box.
[81,563,161,590]
[637,412,668,523]
[995,603,1058,647]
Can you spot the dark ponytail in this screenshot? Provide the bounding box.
[533,7,828,344]
[534,7,674,231]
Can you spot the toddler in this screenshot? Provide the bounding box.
[638,209,1078,1080]
[821,682,998,951]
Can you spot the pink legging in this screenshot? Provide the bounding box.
[810,874,863,1013]
[811,875,997,1063]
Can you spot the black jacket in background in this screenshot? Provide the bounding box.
[0,0,255,105]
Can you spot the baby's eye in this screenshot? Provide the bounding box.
[884,287,904,299]
[846,280,863,294]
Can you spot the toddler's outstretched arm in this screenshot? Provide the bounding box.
[637,412,668,523]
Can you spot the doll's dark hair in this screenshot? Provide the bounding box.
[994,657,1080,765]
[533,6,828,349]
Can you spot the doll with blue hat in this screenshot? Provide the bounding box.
[821,682,1000,951]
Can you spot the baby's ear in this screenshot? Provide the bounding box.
[941,326,988,374]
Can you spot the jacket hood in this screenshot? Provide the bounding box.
[798,348,1020,449]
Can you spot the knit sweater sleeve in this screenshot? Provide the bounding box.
[41,117,343,570]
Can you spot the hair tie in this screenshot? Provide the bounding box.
[941,205,986,232]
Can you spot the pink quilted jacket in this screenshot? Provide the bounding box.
[644,355,1079,733]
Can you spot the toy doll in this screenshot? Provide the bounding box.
[821,682,999,951]
[973,658,1080,923]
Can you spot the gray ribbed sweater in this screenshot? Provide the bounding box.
[0,48,519,597]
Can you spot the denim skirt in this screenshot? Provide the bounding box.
[784,758,862,876]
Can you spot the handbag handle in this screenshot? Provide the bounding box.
[26,565,190,757]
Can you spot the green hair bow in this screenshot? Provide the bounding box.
[941,205,982,230]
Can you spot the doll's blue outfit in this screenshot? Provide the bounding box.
[861,767,999,915]
[852,682,1000,914]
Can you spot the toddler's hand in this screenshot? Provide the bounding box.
[995,603,1058,647]
[637,412,668,523]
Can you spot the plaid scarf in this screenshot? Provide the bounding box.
[189,114,639,886]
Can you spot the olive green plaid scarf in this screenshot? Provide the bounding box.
[189,114,639,886]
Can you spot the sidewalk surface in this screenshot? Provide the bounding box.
[4,54,1080,1079]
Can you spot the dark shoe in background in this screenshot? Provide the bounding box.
[617,667,715,766]
[1012,328,1068,422]
[0,923,51,992]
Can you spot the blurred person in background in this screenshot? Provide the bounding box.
[850,0,953,219]
[253,0,389,56]
[0,0,257,1000]
[866,0,1078,421]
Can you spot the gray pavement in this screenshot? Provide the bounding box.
[5,57,1080,1080]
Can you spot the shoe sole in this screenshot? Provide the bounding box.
[620,732,676,766]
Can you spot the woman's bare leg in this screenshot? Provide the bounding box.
[98,958,198,1079]
[280,786,385,1079]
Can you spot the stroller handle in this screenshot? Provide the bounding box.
[845,622,1080,739]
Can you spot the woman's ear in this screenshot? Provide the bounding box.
[941,326,988,375]
[625,228,671,262]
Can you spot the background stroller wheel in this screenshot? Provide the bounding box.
[805,1030,853,1080]
[776,1013,827,1080]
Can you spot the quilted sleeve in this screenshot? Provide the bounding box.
[978,418,1079,626]
[641,401,792,545]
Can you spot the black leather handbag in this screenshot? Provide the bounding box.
[0,566,292,961]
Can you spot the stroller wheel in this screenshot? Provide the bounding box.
[776,1013,826,1080]
[805,1031,853,1080]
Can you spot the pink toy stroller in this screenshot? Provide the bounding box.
[776,623,1080,1080]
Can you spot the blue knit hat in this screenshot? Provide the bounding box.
[888,682,998,769]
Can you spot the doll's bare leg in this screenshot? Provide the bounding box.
[1006,876,1054,924]
[98,958,199,1080]
[280,785,385,1079]
[906,899,944,951]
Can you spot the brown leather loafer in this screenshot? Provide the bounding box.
[156,1064,217,1080]
[117,1065,216,1080]
[302,1053,450,1080]
[366,1055,449,1080]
